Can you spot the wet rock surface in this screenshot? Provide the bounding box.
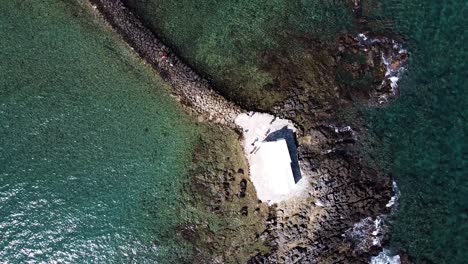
[269,32,408,124]
[248,125,393,263]
[89,1,404,263]
[248,15,407,264]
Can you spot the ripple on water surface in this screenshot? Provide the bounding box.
[0,1,197,262]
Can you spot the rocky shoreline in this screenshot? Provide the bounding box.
[88,0,406,263]
[89,0,241,127]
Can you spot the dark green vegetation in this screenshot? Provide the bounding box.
[0,1,261,262]
[364,1,467,262]
[124,0,356,110]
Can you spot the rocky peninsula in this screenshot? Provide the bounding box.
[88,0,408,262]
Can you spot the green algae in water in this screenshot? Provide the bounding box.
[364,1,468,263]
[0,1,199,262]
[124,0,355,109]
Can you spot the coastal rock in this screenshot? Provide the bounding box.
[248,131,392,263]
[89,0,242,127]
[89,1,399,263]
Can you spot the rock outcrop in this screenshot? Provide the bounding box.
[248,124,393,263]
[88,1,404,263]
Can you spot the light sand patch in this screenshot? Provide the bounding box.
[235,112,308,205]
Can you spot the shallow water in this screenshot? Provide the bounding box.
[124,0,355,109]
[0,1,197,262]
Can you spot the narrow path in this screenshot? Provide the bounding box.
[89,0,242,126]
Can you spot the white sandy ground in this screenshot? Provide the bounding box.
[235,112,309,205]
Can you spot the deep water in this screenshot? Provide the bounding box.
[0,1,198,262]
[365,1,467,263]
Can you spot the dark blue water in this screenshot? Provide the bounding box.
[366,1,467,262]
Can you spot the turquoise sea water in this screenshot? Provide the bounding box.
[366,1,467,262]
[0,1,197,262]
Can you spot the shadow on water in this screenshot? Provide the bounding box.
[264,126,302,183]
